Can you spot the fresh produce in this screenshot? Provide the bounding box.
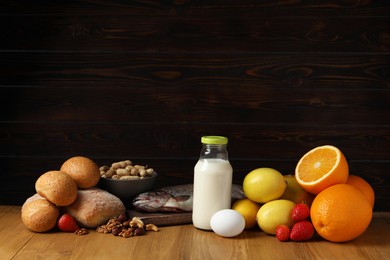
[217,145,375,244]
[295,145,349,194]
[57,214,80,232]
[280,175,314,206]
[232,198,260,229]
[346,175,375,209]
[243,168,286,203]
[210,209,245,237]
[275,225,291,242]
[290,220,314,241]
[291,203,310,222]
[310,184,372,242]
[256,199,296,235]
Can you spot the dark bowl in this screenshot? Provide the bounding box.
[98,173,157,204]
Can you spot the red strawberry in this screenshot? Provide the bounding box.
[275,225,291,242]
[57,214,80,232]
[290,220,314,241]
[291,203,310,222]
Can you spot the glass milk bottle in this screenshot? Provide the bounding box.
[192,136,233,230]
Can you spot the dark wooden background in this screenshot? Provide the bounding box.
[0,1,389,211]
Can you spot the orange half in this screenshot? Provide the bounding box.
[295,145,349,194]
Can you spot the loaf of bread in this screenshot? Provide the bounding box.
[21,196,59,232]
[64,188,126,228]
[35,170,78,206]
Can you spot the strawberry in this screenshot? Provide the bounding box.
[275,225,291,242]
[290,220,314,241]
[57,213,80,232]
[291,203,310,222]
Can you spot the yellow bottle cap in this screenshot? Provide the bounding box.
[201,136,228,145]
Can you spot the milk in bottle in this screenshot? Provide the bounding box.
[192,136,233,230]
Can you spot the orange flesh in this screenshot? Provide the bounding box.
[298,148,337,182]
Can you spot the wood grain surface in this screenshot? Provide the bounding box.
[1,206,389,260]
[0,1,389,211]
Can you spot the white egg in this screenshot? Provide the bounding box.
[210,209,245,237]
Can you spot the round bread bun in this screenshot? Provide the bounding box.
[35,170,78,206]
[60,156,100,189]
[21,198,59,232]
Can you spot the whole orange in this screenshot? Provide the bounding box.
[346,175,375,209]
[310,184,372,242]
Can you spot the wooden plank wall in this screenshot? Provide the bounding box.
[0,1,389,211]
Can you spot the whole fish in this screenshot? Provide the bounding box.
[132,184,245,213]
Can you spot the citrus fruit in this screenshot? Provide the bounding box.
[232,198,261,229]
[256,199,296,235]
[310,184,372,242]
[346,175,375,209]
[295,145,349,194]
[60,156,100,189]
[280,175,315,206]
[243,168,286,203]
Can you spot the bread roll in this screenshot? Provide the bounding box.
[60,156,100,189]
[64,188,126,228]
[21,198,59,232]
[24,193,45,205]
[35,170,78,206]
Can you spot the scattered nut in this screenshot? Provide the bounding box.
[130,217,144,228]
[75,228,89,235]
[146,224,159,232]
[117,213,128,223]
[134,227,146,236]
[119,228,134,238]
[112,227,123,236]
[96,214,159,239]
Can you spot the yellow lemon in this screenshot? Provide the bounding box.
[243,168,286,203]
[256,199,296,235]
[232,198,261,229]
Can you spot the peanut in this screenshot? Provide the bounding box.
[120,175,140,180]
[99,159,155,180]
[116,168,130,176]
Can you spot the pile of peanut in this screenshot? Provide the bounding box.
[96,213,159,238]
[99,160,155,180]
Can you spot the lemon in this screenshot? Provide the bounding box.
[256,199,296,235]
[232,198,261,229]
[280,175,315,205]
[243,168,286,203]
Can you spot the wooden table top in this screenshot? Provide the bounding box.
[1,205,389,260]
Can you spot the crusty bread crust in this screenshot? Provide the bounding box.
[21,198,59,232]
[35,170,78,206]
[64,188,126,228]
[60,156,100,189]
